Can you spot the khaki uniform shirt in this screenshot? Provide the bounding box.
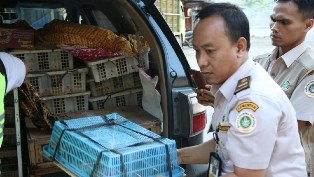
[254,42,314,176]
[211,59,306,177]
[254,42,314,124]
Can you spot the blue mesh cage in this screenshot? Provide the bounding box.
[43,113,184,177]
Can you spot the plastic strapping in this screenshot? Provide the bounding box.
[91,150,104,176]
[52,119,114,160]
[100,116,127,177]
[52,118,128,177]
[74,130,126,177]
[111,149,127,177]
[116,123,173,177]
[91,147,127,177]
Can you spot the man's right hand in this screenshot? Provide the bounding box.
[194,86,214,107]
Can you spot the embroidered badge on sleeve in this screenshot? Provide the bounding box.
[236,102,259,112]
[304,80,314,98]
[235,112,257,133]
[235,102,259,133]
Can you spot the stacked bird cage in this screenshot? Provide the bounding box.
[89,88,143,110]
[10,49,90,176]
[36,20,150,112]
[10,49,90,115]
[43,113,184,177]
[85,46,149,110]
[87,72,141,97]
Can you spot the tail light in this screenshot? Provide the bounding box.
[192,111,206,134]
[174,91,207,137]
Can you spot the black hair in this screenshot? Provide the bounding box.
[196,3,250,51]
[275,0,314,19]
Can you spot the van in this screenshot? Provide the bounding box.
[0,0,209,176]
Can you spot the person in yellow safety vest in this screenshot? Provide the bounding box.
[0,52,26,148]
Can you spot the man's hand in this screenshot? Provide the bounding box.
[194,86,214,106]
[177,140,216,164]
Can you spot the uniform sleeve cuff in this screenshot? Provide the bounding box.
[296,113,314,125]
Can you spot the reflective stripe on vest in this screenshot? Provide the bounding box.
[0,72,6,148]
[0,114,4,147]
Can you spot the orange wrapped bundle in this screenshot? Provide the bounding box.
[37,20,134,56]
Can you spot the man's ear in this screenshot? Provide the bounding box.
[305,18,314,32]
[236,37,247,53]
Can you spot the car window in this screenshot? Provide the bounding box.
[2,7,65,29]
[90,9,117,33]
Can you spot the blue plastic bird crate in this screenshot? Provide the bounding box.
[43,113,184,177]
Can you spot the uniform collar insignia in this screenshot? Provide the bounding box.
[282,81,290,90]
[234,76,251,95]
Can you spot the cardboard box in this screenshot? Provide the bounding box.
[24,119,63,176]
[0,28,34,49]
[26,128,57,169]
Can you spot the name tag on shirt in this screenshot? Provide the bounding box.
[218,123,230,132]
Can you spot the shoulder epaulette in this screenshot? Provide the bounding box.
[234,76,251,95]
[252,53,271,61]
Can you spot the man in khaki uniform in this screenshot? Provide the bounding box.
[253,0,314,176]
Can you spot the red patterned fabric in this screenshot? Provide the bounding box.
[58,44,122,60]
[71,48,122,60]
